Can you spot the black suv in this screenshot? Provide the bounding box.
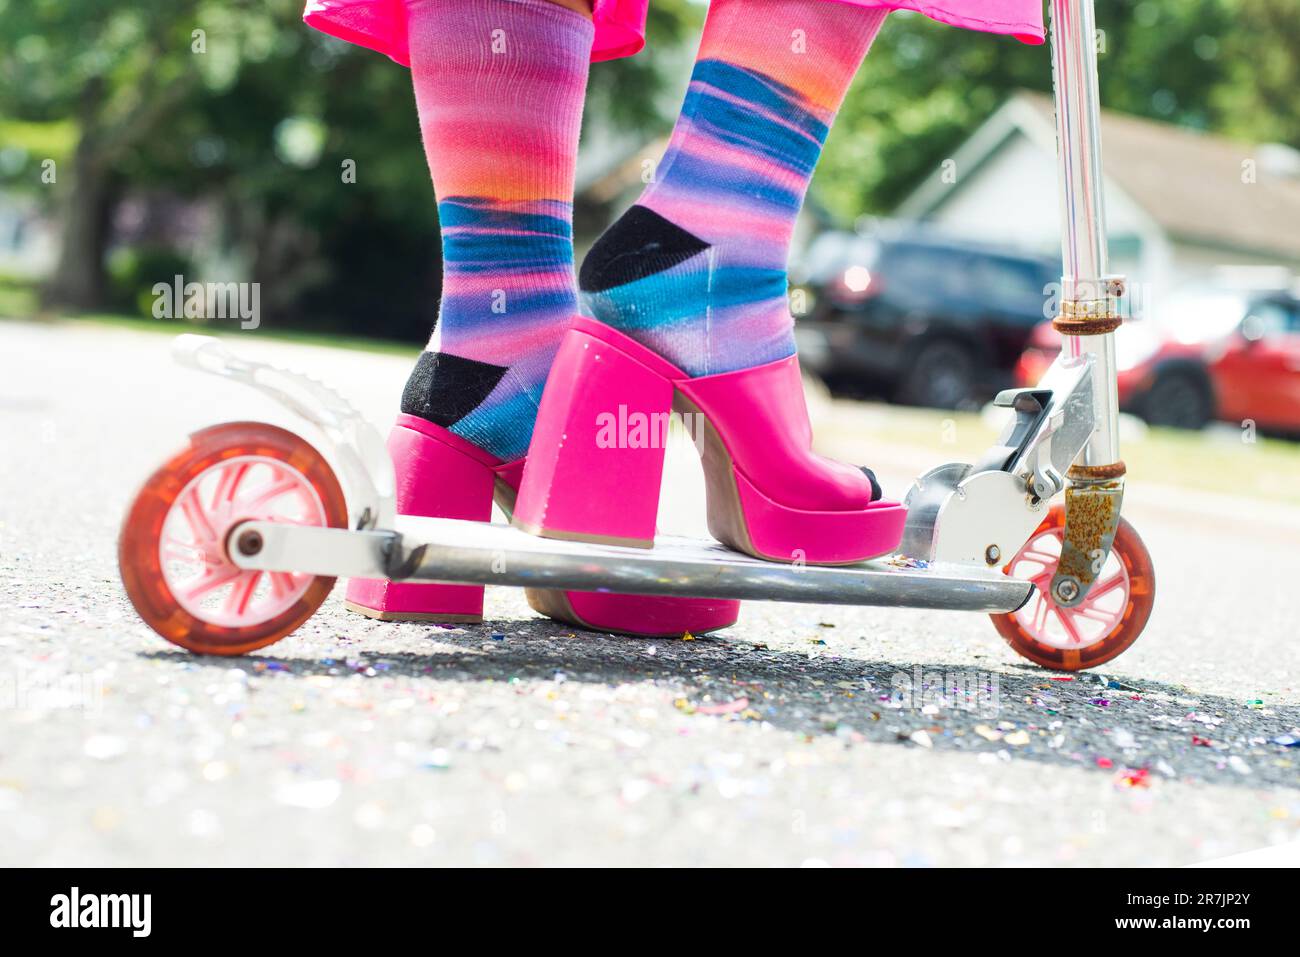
[793,227,1059,408]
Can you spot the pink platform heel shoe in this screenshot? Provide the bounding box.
[344,414,739,636]
[513,317,908,565]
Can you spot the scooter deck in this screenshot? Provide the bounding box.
[233,515,1035,614]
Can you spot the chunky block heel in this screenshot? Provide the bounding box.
[519,317,907,566]
[513,328,674,548]
[344,415,499,622]
[348,412,740,636]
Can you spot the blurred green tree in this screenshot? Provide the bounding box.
[0,0,699,336]
[0,0,276,307]
[1215,0,1300,148]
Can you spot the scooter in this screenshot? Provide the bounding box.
[118,0,1154,670]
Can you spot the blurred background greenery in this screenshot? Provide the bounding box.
[0,0,1296,343]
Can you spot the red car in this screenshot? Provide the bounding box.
[1016,288,1300,432]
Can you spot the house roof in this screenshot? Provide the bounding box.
[899,91,1300,263]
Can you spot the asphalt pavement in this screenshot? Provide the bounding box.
[1,319,1297,866]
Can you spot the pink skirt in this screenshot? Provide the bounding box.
[302,0,1043,66]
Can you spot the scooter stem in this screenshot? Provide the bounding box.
[1047,0,1126,606]
[1048,0,1122,472]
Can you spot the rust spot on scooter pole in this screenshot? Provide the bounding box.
[1051,477,1125,607]
[1068,460,1127,480]
[1052,313,1123,336]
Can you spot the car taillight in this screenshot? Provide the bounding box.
[834,265,882,303]
[1027,321,1062,351]
[1015,350,1055,387]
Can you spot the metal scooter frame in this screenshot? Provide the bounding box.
[203,0,1124,617]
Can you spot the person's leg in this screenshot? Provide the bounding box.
[346,0,590,623]
[351,0,741,633]
[579,0,888,375]
[401,0,594,462]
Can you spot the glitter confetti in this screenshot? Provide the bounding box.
[695,697,751,716]
[1116,767,1151,789]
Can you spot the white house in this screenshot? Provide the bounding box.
[0,190,58,280]
[895,91,1300,309]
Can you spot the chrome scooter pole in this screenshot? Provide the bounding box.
[1046,0,1126,606]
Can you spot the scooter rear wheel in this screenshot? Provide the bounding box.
[119,422,348,656]
[991,504,1154,671]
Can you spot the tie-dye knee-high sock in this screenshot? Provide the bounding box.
[579,0,886,376]
[399,0,593,462]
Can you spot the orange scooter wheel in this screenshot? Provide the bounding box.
[991,504,1155,671]
[119,422,348,656]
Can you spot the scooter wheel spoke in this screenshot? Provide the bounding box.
[161,538,207,564]
[1027,569,1055,591]
[1054,606,1086,645]
[211,460,252,511]
[269,571,299,600]
[1020,549,1059,567]
[1073,606,1119,627]
[181,564,245,603]
[237,475,302,516]
[1082,571,1125,602]
[179,487,219,544]
[223,570,263,618]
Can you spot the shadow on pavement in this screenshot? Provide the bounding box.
[142,617,1300,792]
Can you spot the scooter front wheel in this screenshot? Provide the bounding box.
[990,504,1154,671]
[119,421,348,656]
